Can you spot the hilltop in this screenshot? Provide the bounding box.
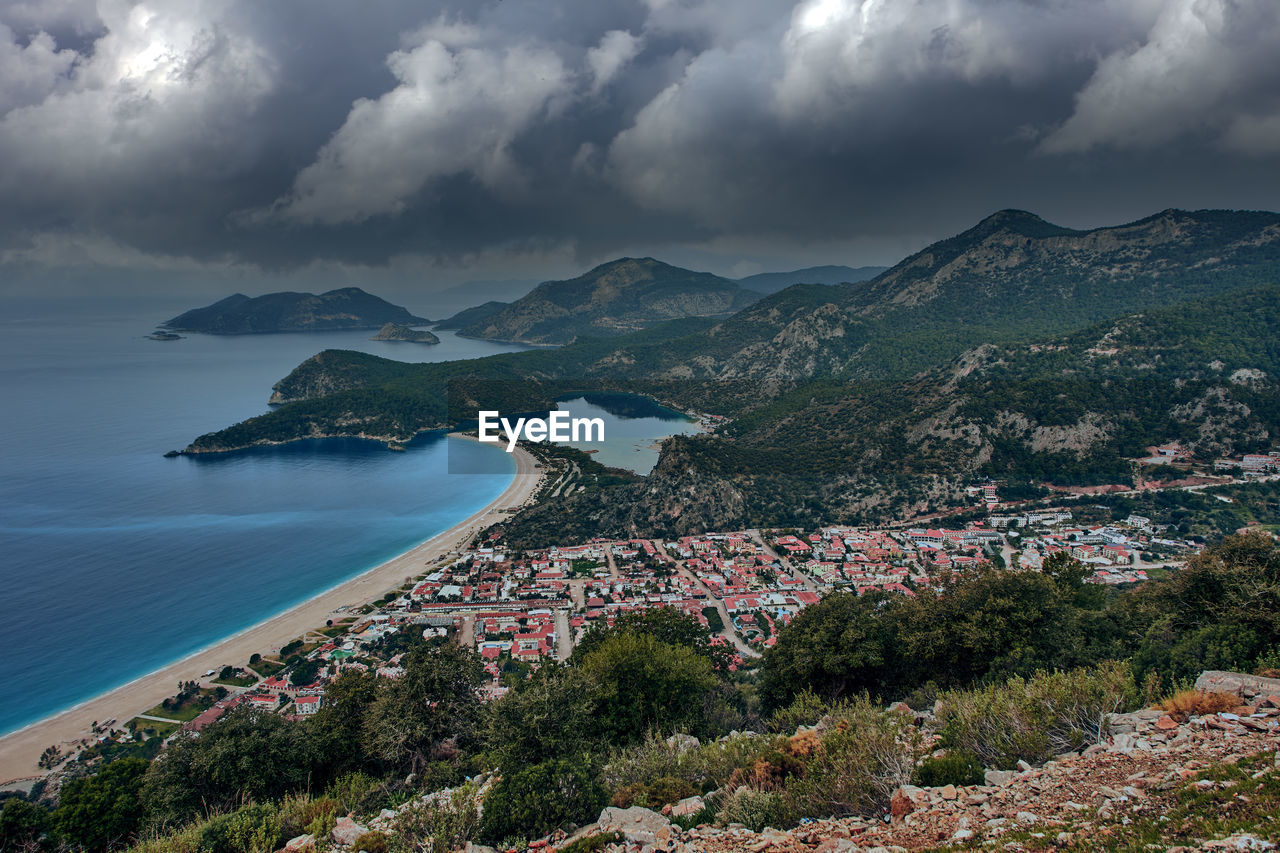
[459,257,761,345]
[163,287,429,334]
[736,264,887,294]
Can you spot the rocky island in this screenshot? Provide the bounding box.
[162,287,428,334]
[369,322,439,344]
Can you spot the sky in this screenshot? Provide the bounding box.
[1,0,1279,306]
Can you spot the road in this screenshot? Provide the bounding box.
[749,529,821,592]
[650,540,761,659]
[555,609,573,661]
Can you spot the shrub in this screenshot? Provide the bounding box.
[610,777,697,809]
[123,824,204,853]
[479,760,606,845]
[354,830,390,853]
[784,697,917,819]
[767,689,829,734]
[715,787,793,832]
[1159,690,1240,721]
[602,732,783,795]
[940,662,1137,769]
[197,804,282,853]
[276,793,339,841]
[557,831,624,853]
[390,783,480,853]
[914,749,983,788]
[325,772,388,816]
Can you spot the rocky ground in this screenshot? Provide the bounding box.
[285,672,1280,853]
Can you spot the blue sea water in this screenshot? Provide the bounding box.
[0,306,529,737]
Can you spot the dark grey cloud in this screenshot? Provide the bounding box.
[1,0,1278,291]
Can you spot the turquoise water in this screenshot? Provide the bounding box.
[553,394,701,473]
[0,306,527,737]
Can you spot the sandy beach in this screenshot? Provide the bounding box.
[0,439,541,784]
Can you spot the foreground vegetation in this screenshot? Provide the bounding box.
[2,534,1278,852]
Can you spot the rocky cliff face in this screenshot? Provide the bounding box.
[462,258,761,345]
[268,350,391,404]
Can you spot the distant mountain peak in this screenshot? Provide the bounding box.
[964,208,1076,240]
[459,257,761,345]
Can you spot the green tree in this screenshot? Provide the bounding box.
[578,632,720,744]
[477,759,606,845]
[290,659,321,687]
[484,664,597,772]
[311,669,380,783]
[760,592,897,711]
[0,797,50,852]
[54,757,148,851]
[361,642,485,776]
[141,707,316,829]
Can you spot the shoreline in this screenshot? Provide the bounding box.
[0,438,541,784]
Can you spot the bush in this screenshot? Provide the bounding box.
[602,732,783,796]
[939,662,1137,769]
[353,830,389,853]
[784,697,917,819]
[197,804,282,853]
[766,689,829,734]
[1159,690,1240,721]
[558,831,624,853]
[715,787,793,832]
[914,749,983,788]
[390,783,480,853]
[610,777,697,809]
[478,760,606,845]
[276,793,339,841]
[325,772,388,816]
[123,824,205,853]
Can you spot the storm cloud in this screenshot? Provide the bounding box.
[1,0,1278,289]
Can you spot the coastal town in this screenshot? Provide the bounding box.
[66,495,1212,756]
[11,438,1278,784]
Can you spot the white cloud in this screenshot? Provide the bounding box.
[1041,0,1280,154]
[0,24,77,113]
[274,30,571,225]
[587,29,642,93]
[0,0,276,202]
[775,0,1161,119]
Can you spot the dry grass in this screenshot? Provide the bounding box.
[1158,689,1240,720]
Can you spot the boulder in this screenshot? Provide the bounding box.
[670,795,705,817]
[331,817,368,847]
[596,806,675,845]
[666,733,701,752]
[1195,671,1280,699]
[984,770,1016,787]
[889,785,927,822]
[284,836,315,853]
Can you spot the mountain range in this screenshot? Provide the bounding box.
[184,208,1280,539]
[735,264,887,293]
[164,287,429,334]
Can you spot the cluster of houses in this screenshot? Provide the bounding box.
[178,506,1209,729]
[1215,450,1280,477]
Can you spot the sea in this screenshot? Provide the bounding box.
[0,304,698,737]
